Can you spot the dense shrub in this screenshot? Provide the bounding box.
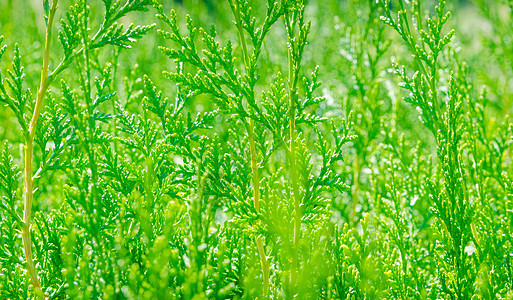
[1,0,512,299]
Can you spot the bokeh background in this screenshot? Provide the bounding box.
[1,0,511,142]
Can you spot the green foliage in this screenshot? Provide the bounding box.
[1,0,513,299]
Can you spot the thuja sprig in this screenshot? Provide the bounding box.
[49,0,154,88]
[0,146,25,298]
[155,1,356,297]
[379,0,475,297]
[282,0,311,294]
[379,0,454,134]
[335,0,390,222]
[0,41,30,136]
[229,0,277,296]
[155,1,290,296]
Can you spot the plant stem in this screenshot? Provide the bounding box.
[232,1,269,297]
[233,1,250,69]
[350,154,360,221]
[248,118,270,297]
[247,119,260,210]
[286,25,301,298]
[22,0,58,298]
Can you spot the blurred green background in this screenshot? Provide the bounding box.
[1,0,510,141]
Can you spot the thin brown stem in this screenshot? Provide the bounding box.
[248,119,260,211]
[350,153,360,221]
[286,21,301,297]
[232,1,270,297]
[249,119,270,297]
[22,0,58,298]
